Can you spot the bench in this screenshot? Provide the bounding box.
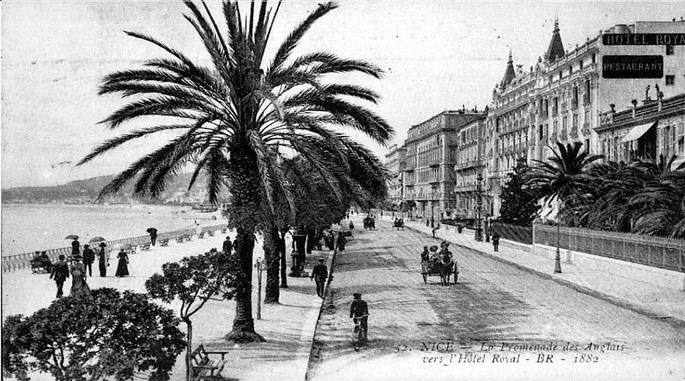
[185,234,193,242]
[207,231,215,237]
[220,228,227,234]
[139,243,151,251]
[176,236,185,244]
[159,239,169,247]
[190,344,229,380]
[198,232,205,239]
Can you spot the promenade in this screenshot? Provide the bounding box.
[1,228,328,381]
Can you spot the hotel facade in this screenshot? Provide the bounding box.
[386,18,685,220]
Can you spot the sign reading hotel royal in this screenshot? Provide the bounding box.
[602,55,663,79]
[602,33,685,45]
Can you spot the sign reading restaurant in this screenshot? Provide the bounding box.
[602,55,663,79]
[602,33,685,45]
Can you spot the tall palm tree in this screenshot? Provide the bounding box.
[526,141,603,272]
[79,0,393,342]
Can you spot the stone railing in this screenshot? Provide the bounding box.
[2,224,227,273]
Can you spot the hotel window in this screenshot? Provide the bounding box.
[666,45,675,55]
[591,54,596,64]
[569,66,573,76]
[579,60,584,70]
[585,139,590,153]
[666,75,675,86]
[539,124,544,140]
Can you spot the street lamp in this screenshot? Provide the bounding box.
[553,197,562,274]
[475,173,483,241]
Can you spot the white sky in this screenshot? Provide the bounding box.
[1,0,684,188]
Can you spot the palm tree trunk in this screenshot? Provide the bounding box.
[279,230,288,288]
[263,226,280,303]
[225,147,265,343]
[225,226,265,342]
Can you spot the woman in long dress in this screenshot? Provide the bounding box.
[70,256,91,295]
[98,243,108,277]
[115,249,129,277]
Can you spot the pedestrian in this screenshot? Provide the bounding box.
[49,255,70,298]
[70,256,90,296]
[82,244,95,277]
[492,232,500,252]
[336,233,347,252]
[350,293,369,343]
[97,242,108,277]
[71,237,80,256]
[149,229,158,246]
[223,236,233,254]
[432,223,440,238]
[195,223,202,237]
[115,249,129,277]
[420,246,430,263]
[310,258,328,298]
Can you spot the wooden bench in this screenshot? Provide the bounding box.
[198,232,205,239]
[159,239,169,247]
[185,234,193,242]
[220,228,227,234]
[207,231,215,237]
[176,236,185,244]
[139,243,151,251]
[190,344,229,380]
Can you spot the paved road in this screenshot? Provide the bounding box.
[307,218,685,381]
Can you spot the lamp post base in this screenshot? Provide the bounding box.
[554,250,562,273]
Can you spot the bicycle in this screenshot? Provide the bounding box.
[352,314,369,349]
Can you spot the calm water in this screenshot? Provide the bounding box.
[1,204,223,256]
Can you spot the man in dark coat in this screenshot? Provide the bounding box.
[492,232,500,252]
[82,245,95,277]
[149,230,158,246]
[310,258,328,298]
[71,238,80,256]
[350,293,369,343]
[336,233,346,252]
[223,236,233,254]
[49,255,70,298]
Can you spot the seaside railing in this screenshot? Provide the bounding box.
[1,224,227,273]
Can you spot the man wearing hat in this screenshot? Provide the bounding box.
[350,293,369,343]
[82,244,95,277]
[310,258,328,298]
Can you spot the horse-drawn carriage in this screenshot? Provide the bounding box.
[421,244,458,286]
[393,218,404,230]
[421,260,458,286]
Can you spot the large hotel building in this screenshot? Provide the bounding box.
[389,18,685,220]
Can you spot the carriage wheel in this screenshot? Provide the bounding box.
[422,273,427,284]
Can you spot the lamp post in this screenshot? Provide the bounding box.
[255,257,267,320]
[475,173,483,241]
[554,198,562,273]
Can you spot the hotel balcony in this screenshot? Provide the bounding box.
[404,162,415,171]
[454,183,478,192]
[428,159,440,168]
[455,159,482,170]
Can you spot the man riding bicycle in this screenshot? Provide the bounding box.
[350,292,369,344]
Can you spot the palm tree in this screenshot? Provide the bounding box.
[79,0,393,342]
[526,141,603,273]
[630,157,685,238]
[572,161,647,232]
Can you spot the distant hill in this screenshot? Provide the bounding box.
[1,172,222,205]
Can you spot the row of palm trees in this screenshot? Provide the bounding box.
[527,142,685,239]
[79,0,392,342]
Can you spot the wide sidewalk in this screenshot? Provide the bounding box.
[1,227,333,381]
[381,214,685,323]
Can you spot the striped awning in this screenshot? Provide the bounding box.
[621,121,657,143]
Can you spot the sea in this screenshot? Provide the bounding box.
[1,204,224,256]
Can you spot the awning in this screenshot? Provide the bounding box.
[621,121,657,143]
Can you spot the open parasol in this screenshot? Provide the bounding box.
[146,228,158,234]
[429,245,439,252]
[89,236,107,243]
[65,234,79,240]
